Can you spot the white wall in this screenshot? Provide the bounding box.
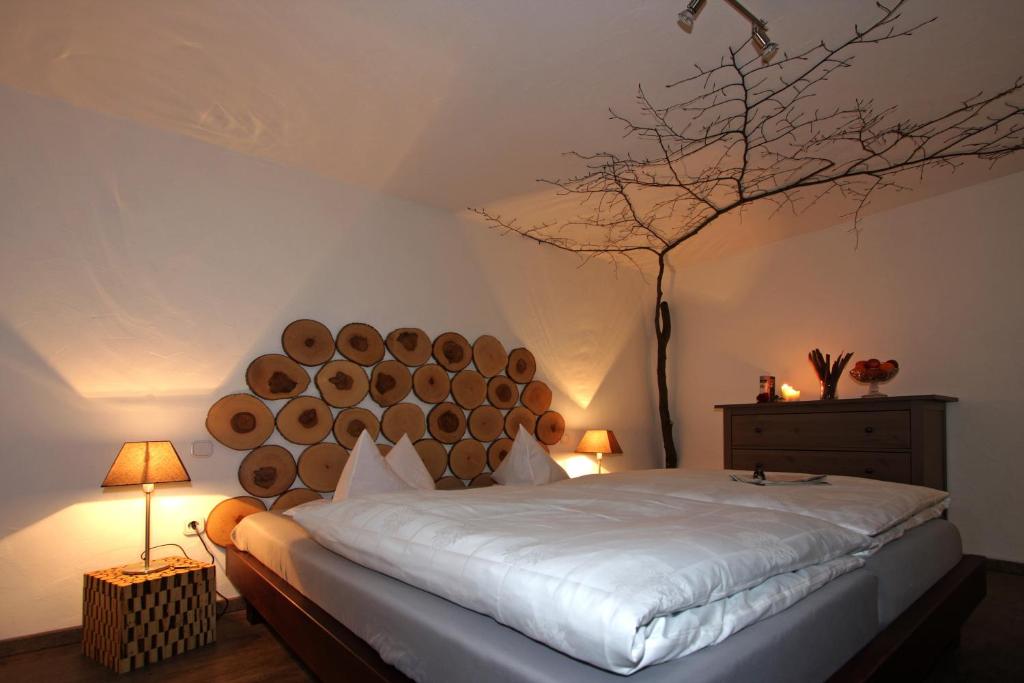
[0,86,659,639]
[669,171,1024,563]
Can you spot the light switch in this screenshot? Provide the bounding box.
[191,440,213,457]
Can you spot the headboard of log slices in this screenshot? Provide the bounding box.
[204,320,566,546]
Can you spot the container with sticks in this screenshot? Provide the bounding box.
[809,349,853,400]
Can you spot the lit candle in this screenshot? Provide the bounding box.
[780,383,801,401]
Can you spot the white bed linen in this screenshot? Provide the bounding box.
[568,468,948,551]
[288,482,866,674]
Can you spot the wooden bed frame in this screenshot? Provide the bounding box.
[226,545,986,683]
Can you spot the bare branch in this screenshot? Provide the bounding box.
[469,0,1024,466]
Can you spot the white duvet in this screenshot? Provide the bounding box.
[288,481,867,674]
[567,469,949,552]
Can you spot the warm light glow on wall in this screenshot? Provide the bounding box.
[556,454,599,478]
[1,494,227,557]
[0,492,231,639]
[466,223,647,411]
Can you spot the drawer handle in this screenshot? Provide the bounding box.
[864,426,875,434]
[864,468,876,475]
[754,426,763,434]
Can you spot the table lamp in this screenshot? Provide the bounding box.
[575,430,623,474]
[101,441,190,574]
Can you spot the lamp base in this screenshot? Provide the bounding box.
[120,560,171,575]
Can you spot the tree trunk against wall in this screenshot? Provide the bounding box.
[655,254,677,468]
[473,1,1024,470]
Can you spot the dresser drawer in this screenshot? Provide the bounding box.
[731,449,912,483]
[731,410,910,450]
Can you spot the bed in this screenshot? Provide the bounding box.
[227,470,985,682]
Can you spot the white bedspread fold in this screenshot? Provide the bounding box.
[568,469,948,550]
[288,482,866,673]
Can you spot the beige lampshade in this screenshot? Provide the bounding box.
[575,430,623,455]
[101,441,191,487]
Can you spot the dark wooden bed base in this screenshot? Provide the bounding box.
[226,546,986,683]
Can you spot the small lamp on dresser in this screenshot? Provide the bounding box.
[575,429,623,474]
[101,440,191,574]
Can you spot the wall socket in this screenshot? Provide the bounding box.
[184,518,206,537]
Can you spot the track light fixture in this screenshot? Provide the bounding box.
[677,0,780,63]
[677,0,706,32]
[750,24,779,62]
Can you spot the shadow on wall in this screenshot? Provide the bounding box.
[466,226,650,411]
[0,88,387,399]
[0,316,235,638]
[0,85,667,638]
[0,313,235,533]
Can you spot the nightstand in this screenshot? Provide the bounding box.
[82,556,216,673]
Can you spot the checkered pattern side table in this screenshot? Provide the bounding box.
[82,556,216,673]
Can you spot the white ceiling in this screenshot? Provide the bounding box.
[2,1,1022,244]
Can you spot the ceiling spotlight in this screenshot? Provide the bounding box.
[677,0,707,32]
[678,1,781,62]
[751,24,779,62]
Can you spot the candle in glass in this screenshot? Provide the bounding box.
[780,384,801,401]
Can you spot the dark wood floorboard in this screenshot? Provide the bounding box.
[924,570,1024,682]
[0,611,314,683]
[1,570,1020,682]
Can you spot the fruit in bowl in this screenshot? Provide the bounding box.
[850,358,899,397]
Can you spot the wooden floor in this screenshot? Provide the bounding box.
[1,570,1021,682]
[924,570,1024,683]
[0,610,314,683]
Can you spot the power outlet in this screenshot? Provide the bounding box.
[184,518,206,537]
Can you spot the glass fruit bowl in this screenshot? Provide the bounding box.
[849,359,899,398]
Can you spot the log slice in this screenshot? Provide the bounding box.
[427,402,467,443]
[521,381,553,416]
[451,369,487,409]
[381,402,426,443]
[297,443,349,492]
[468,405,504,442]
[450,440,486,480]
[487,376,519,409]
[369,360,412,406]
[472,335,508,377]
[276,396,333,445]
[487,438,513,471]
[207,496,267,547]
[414,439,449,480]
[506,348,536,384]
[536,411,566,446]
[206,394,275,450]
[469,473,496,488]
[246,354,310,400]
[238,445,296,498]
[315,360,369,408]
[432,332,472,372]
[281,319,335,366]
[336,323,385,366]
[333,408,380,449]
[412,364,450,403]
[270,488,323,512]
[435,476,466,491]
[504,406,537,439]
[386,327,432,366]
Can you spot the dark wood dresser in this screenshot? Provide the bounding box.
[716,395,956,490]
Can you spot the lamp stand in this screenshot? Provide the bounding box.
[596,452,604,474]
[121,483,170,575]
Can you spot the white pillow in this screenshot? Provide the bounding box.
[492,425,569,486]
[385,435,436,490]
[332,431,412,502]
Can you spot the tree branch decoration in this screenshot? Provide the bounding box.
[472,0,1023,468]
